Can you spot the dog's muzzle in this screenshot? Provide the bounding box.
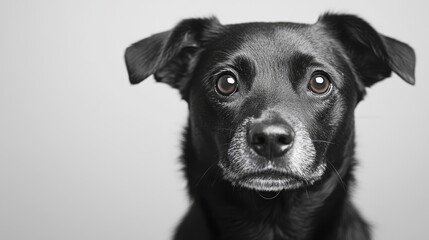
[220,113,326,192]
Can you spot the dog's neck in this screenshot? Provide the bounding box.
[195,169,351,240]
[181,124,361,240]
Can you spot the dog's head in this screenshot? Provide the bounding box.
[125,14,415,192]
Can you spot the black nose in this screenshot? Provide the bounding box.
[248,121,294,158]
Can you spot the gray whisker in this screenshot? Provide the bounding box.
[257,190,282,200]
[312,139,336,145]
[195,162,217,187]
[326,160,346,191]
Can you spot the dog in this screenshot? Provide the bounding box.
[124,13,415,240]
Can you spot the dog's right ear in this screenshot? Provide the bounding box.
[317,13,416,89]
[124,17,222,93]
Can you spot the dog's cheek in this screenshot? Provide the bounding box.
[188,86,223,160]
[188,84,240,160]
[303,97,343,161]
[215,110,245,168]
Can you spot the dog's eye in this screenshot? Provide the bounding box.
[216,74,238,96]
[308,73,331,95]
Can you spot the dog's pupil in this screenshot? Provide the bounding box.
[217,74,237,96]
[310,75,330,94]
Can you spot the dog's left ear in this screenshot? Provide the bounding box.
[124,17,222,95]
[317,13,416,87]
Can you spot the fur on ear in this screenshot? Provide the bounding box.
[317,13,416,87]
[124,17,223,93]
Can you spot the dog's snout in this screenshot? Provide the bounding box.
[248,121,294,158]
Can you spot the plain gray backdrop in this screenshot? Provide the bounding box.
[1,0,428,239]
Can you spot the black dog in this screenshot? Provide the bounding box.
[124,13,415,240]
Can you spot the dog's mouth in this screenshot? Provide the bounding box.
[228,168,324,192]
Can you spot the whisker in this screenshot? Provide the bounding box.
[302,180,311,201]
[312,139,336,145]
[257,191,282,200]
[195,162,217,187]
[305,187,310,201]
[210,167,222,187]
[215,127,236,132]
[326,160,346,191]
[219,142,232,147]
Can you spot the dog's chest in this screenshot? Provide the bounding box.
[220,217,307,240]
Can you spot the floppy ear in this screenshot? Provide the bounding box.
[124,17,222,93]
[317,13,416,87]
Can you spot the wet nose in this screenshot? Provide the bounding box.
[248,121,294,158]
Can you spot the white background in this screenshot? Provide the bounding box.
[1,0,428,239]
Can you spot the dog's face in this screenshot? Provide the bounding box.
[125,14,415,192]
[188,23,359,191]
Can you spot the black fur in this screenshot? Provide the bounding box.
[124,13,415,240]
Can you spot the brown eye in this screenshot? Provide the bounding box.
[308,73,331,94]
[216,74,238,96]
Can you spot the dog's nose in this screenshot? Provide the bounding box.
[248,122,294,158]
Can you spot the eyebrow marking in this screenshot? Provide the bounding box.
[232,55,256,77]
[288,52,317,91]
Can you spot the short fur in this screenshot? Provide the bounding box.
[124,13,415,240]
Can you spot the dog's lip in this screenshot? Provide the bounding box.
[232,169,309,192]
[238,170,303,182]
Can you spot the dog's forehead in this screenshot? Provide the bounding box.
[206,22,343,78]
[220,22,327,58]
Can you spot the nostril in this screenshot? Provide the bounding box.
[277,134,293,145]
[252,135,266,145]
[277,135,288,145]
